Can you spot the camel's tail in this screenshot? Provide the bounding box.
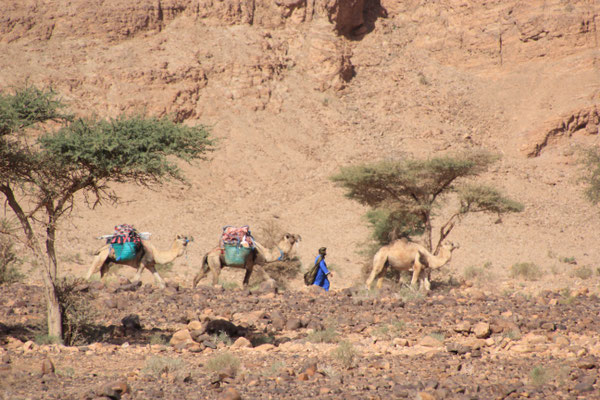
[192,253,210,288]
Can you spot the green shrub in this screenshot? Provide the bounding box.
[571,265,593,280]
[34,334,61,345]
[559,256,576,264]
[143,356,185,378]
[373,320,405,339]
[149,333,168,346]
[307,326,339,344]
[530,365,549,387]
[510,262,543,281]
[331,341,358,369]
[205,352,240,375]
[212,331,232,346]
[262,361,286,377]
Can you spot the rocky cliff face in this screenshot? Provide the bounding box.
[1,0,599,287]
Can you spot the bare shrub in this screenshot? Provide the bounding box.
[571,265,593,280]
[331,341,358,369]
[0,220,23,284]
[54,277,98,346]
[307,326,338,344]
[205,352,240,375]
[510,262,543,281]
[256,220,284,248]
[258,259,302,289]
[143,356,186,379]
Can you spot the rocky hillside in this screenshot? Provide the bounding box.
[1,0,599,292]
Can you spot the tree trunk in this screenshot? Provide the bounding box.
[45,208,58,280]
[0,185,62,339]
[41,265,62,339]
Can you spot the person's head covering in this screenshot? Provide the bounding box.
[318,247,327,255]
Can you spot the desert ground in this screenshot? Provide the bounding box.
[1,0,600,399]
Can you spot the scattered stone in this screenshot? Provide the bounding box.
[97,379,131,399]
[231,337,252,349]
[416,391,436,400]
[576,358,597,370]
[393,338,409,347]
[419,336,444,347]
[446,343,471,355]
[219,387,242,400]
[473,322,491,339]
[270,310,286,331]
[454,321,471,334]
[104,298,118,309]
[285,318,302,331]
[188,320,204,332]
[540,322,556,331]
[170,329,193,346]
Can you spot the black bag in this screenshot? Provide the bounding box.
[303,255,322,286]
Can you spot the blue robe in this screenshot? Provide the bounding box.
[312,255,330,291]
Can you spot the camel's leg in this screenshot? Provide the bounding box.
[145,263,166,289]
[366,251,386,289]
[411,260,424,290]
[242,265,254,287]
[210,258,222,286]
[242,256,255,287]
[86,248,110,280]
[132,264,144,282]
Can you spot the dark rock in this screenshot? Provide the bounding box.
[121,314,142,330]
[446,343,471,355]
[115,280,142,292]
[205,319,240,337]
[540,322,556,331]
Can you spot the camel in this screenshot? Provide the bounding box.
[86,235,191,289]
[192,233,301,288]
[366,238,459,291]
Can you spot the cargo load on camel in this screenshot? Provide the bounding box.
[220,225,254,265]
[96,224,151,262]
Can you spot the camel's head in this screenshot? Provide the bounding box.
[283,233,301,245]
[442,241,460,253]
[176,235,192,247]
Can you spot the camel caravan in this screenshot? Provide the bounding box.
[87,224,457,293]
[87,224,301,290]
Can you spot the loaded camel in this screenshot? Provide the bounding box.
[192,233,301,288]
[86,235,191,289]
[366,238,459,292]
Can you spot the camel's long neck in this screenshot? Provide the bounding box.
[254,240,285,262]
[153,241,184,264]
[427,247,453,269]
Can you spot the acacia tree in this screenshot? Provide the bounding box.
[330,151,524,253]
[0,86,214,340]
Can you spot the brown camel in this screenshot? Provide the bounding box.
[192,233,301,288]
[86,235,190,289]
[366,238,458,291]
